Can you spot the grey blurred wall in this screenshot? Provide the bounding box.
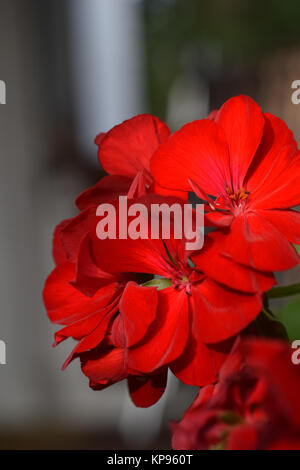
[0,0,157,437]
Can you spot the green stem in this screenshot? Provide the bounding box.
[267,282,300,300]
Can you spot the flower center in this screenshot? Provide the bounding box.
[172,274,192,294]
[172,270,204,294]
[224,186,250,212]
[220,186,250,215]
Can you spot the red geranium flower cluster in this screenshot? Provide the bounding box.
[171,339,300,450]
[43,95,300,446]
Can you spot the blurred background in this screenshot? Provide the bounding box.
[0,0,299,449]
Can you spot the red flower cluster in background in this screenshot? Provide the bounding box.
[43,95,300,448]
[171,339,300,450]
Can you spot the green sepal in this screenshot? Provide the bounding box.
[142,278,172,290]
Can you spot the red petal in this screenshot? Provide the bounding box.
[54,313,105,346]
[226,424,258,450]
[242,339,300,426]
[151,181,188,200]
[97,114,170,177]
[71,234,118,297]
[128,369,168,408]
[52,219,72,265]
[171,385,216,450]
[171,316,233,387]
[192,231,276,294]
[243,112,300,210]
[76,175,132,210]
[245,113,297,196]
[215,95,265,189]
[222,212,299,271]
[151,118,230,195]
[250,148,300,210]
[218,337,243,381]
[81,347,127,388]
[43,261,121,368]
[90,194,189,278]
[255,209,300,245]
[61,308,117,370]
[112,281,158,348]
[59,208,96,262]
[191,281,262,343]
[204,211,234,228]
[43,262,119,325]
[171,298,235,386]
[126,288,189,373]
[92,235,171,278]
[268,439,300,450]
[95,132,106,146]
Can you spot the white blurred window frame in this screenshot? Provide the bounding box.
[67,0,146,162]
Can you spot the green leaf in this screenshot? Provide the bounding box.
[294,244,300,255]
[266,282,300,300]
[254,309,289,340]
[142,278,172,290]
[276,299,300,341]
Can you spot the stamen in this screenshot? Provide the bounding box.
[225,186,250,207]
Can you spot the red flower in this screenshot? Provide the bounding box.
[83,195,263,386]
[43,114,178,407]
[49,213,231,405]
[44,217,171,407]
[151,95,300,274]
[43,261,122,367]
[76,113,187,210]
[44,259,169,407]
[78,113,185,206]
[80,344,169,408]
[95,114,169,181]
[171,339,300,450]
[43,107,286,410]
